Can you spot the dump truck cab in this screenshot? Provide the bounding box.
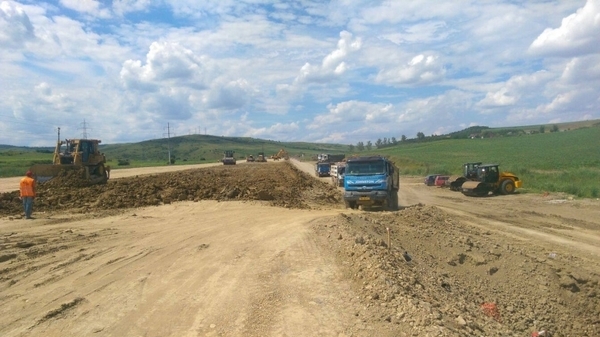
[343,156,399,210]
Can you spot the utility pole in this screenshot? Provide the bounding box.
[164,123,172,165]
[57,127,60,143]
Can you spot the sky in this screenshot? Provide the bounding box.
[1,0,599,146]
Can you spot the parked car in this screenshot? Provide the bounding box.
[435,175,450,187]
[424,174,441,186]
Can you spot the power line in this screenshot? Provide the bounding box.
[80,119,90,139]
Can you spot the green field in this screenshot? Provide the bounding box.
[371,126,600,198]
[1,124,599,198]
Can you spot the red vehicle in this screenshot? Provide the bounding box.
[435,175,450,187]
[424,174,441,186]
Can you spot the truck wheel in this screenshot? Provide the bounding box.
[391,192,399,210]
[384,195,393,211]
[500,180,515,195]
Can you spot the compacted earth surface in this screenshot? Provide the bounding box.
[0,160,599,336]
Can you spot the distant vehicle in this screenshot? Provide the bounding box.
[318,153,345,163]
[330,162,346,187]
[315,162,331,177]
[255,152,267,162]
[424,174,441,186]
[434,175,450,187]
[222,150,236,165]
[246,155,255,162]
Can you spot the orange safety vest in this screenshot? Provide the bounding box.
[20,176,36,197]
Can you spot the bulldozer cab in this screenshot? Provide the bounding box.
[56,139,104,166]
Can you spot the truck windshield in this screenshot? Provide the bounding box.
[346,161,385,175]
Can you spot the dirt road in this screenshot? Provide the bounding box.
[1,161,599,336]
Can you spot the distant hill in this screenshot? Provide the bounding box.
[99,134,348,164]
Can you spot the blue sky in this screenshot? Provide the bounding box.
[1,0,599,146]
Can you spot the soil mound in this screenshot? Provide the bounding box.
[0,163,342,217]
[316,205,600,336]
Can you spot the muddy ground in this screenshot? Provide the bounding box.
[1,161,599,336]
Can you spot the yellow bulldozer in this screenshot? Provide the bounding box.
[271,148,289,161]
[461,164,522,197]
[29,138,110,185]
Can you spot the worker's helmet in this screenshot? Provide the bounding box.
[26,171,33,177]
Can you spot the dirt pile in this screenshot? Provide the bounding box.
[316,205,600,336]
[0,163,342,217]
[42,167,95,188]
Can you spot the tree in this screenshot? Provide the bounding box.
[391,137,397,144]
[417,132,425,140]
[539,125,545,134]
[348,144,355,152]
[551,124,559,132]
[375,138,383,148]
[357,141,364,151]
[366,141,372,150]
[383,137,388,145]
[401,135,407,142]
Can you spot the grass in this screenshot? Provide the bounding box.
[367,126,600,198]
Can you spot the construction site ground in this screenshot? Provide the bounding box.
[1,160,599,337]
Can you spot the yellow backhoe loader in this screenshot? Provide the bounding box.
[29,138,110,185]
[271,148,289,160]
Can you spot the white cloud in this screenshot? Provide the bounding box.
[1,0,600,146]
[307,100,395,131]
[561,55,600,83]
[120,41,211,91]
[204,79,252,110]
[529,0,600,57]
[379,21,453,44]
[112,0,152,15]
[476,71,554,110]
[0,1,35,48]
[478,89,517,108]
[375,53,445,86]
[293,31,362,84]
[59,0,111,18]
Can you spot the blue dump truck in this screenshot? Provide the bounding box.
[315,162,331,177]
[343,155,399,210]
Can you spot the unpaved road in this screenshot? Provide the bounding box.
[1,160,599,336]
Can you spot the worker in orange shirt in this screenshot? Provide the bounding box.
[19,171,36,219]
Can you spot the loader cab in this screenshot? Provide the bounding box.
[477,164,499,184]
[463,162,482,179]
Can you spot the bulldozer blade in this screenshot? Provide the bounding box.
[29,164,82,183]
